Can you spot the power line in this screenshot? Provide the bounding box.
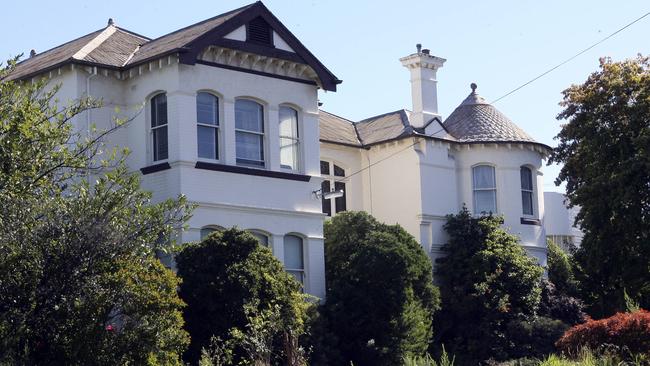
[491,10,650,104]
[330,10,650,185]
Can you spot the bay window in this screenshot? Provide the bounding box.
[279,106,299,170]
[151,93,168,161]
[520,166,534,215]
[197,92,219,160]
[235,99,265,167]
[284,235,304,285]
[472,165,497,215]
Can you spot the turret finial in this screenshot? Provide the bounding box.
[470,83,477,93]
[108,18,114,26]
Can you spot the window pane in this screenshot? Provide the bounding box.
[473,165,495,189]
[197,92,218,126]
[279,107,298,138]
[235,99,263,132]
[474,190,496,214]
[153,126,168,161]
[151,94,167,127]
[287,270,304,285]
[321,181,331,216]
[280,137,298,170]
[520,167,533,191]
[200,227,217,240]
[522,191,534,215]
[236,131,264,165]
[320,161,330,175]
[284,235,303,270]
[250,231,269,246]
[334,181,346,213]
[334,165,345,177]
[197,126,218,159]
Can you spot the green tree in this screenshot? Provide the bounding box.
[550,55,650,317]
[0,59,191,365]
[175,228,309,365]
[321,211,440,366]
[547,240,578,297]
[434,208,544,364]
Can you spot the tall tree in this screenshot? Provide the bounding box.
[0,59,191,364]
[434,208,544,364]
[321,211,439,366]
[550,55,650,317]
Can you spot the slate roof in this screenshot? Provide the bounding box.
[4,2,340,90]
[320,86,547,149]
[319,111,361,147]
[443,89,537,144]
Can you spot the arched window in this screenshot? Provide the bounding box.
[197,92,219,160]
[279,106,299,170]
[248,230,269,247]
[283,235,304,285]
[200,226,223,240]
[472,165,496,215]
[151,93,168,161]
[235,99,264,167]
[520,166,534,215]
[320,160,346,216]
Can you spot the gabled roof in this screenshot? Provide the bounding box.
[355,109,413,145]
[319,111,362,147]
[5,2,341,90]
[443,87,538,144]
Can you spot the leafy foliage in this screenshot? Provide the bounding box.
[0,59,191,364]
[539,280,588,326]
[320,211,440,366]
[555,309,650,359]
[434,207,544,364]
[550,55,650,317]
[175,228,309,365]
[547,241,579,297]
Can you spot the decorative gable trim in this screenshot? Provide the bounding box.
[177,2,340,91]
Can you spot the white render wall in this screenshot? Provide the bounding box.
[320,139,548,268]
[43,58,328,299]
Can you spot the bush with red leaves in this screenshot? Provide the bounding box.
[556,309,650,357]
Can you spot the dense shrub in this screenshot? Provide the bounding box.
[434,208,544,364]
[176,228,308,365]
[547,241,579,297]
[556,309,650,358]
[321,211,440,366]
[539,280,588,326]
[505,317,569,360]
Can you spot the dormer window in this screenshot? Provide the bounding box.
[247,17,272,45]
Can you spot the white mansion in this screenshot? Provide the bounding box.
[8,2,551,299]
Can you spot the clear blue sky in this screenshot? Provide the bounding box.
[2,1,649,192]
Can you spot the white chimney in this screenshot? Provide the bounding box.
[400,44,446,128]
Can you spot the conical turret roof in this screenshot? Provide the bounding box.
[443,84,537,144]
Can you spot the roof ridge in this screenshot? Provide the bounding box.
[140,2,256,45]
[13,27,105,67]
[319,109,355,124]
[72,25,117,61]
[114,26,151,41]
[357,108,408,124]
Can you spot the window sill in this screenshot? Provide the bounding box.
[140,162,171,175]
[195,161,311,182]
[520,217,542,226]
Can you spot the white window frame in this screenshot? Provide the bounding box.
[278,105,301,172]
[150,92,168,163]
[320,160,347,216]
[248,229,271,248]
[283,234,305,288]
[196,91,221,161]
[235,98,266,168]
[200,225,224,240]
[520,166,535,216]
[472,164,497,215]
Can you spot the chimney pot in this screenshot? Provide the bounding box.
[416,43,422,53]
[422,49,430,55]
[108,18,114,26]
